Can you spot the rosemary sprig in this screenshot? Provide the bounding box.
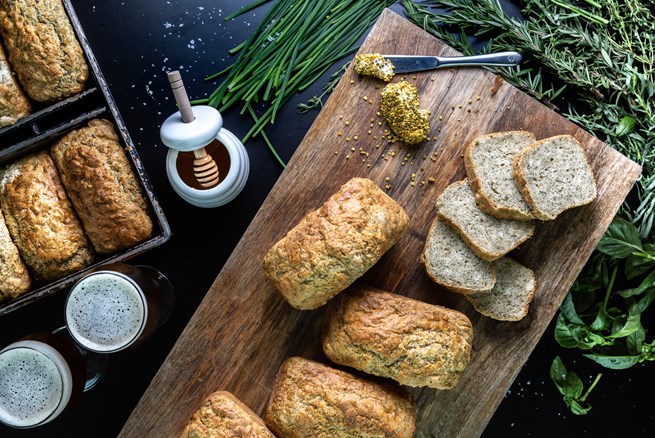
[197,0,394,166]
[402,0,655,238]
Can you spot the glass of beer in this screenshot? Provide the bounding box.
[64,263,174,353]
[0,332,87,429]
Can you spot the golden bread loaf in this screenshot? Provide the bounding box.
[263,177,409,310]
[51,119,153,254]
[0,208,30,301]
[0,0,88,102]
[323,286,473,389]
[264,357,416,438]
[0,151,93,281]
[181,391,274,438]
[0,42,30,127]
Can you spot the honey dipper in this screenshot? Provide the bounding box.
[167,71,220,188]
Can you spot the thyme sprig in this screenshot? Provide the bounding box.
[297,62,350,114]
[401,0,655,238]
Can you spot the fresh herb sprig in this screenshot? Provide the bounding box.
[556,217,655,369]
[297,62,350,114]
[196,0,393,167]
[401,0,655,239]
[550,356,602,415]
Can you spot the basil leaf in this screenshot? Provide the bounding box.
[583,353,641,369]
[550,356,582,398]
[641,340,655,361]
[625,254,655,279]
[590,306,610,332]
[597,217,643,259]
[581,331,613,349]
[608,300,641,339]
[560,292,585,325]
[554,314,581,348]
[618,269,655,297]
[550,357,601,415]
[556,311,615,350]
[564,371,584,398]
[550,356,568,388]
[626,324,645,355]
[636,288,655,313]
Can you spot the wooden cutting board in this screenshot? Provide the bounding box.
[121,9,640,437]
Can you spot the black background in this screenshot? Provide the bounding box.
[1,1,653,436]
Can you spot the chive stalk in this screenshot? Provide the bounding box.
[203,0,394,166]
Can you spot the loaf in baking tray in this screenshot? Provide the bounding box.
[464,131,536,220]
[0,42,30,127]
[263,177,409,310]
[421,217,496,295]
[0,208,30,301]
[436,179,534,261]
[181,390,274,438]
[51,119,153,254]
[513,134,597,220]
[0,0,89,102]
[264,356,416,438]
[0,151,93,281]
[323,286,473,389]
[466,257,536,321]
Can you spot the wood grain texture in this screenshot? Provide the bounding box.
[120,10,641,438]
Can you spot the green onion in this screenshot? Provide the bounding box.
[202,0,394,166]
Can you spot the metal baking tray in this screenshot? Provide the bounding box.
[0,0,171,316]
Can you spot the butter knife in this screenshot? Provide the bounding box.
[382,51,522,74]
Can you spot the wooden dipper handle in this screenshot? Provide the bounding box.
[167,71,195,123]
[167,70,220,188]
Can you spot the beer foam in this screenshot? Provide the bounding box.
[0,345,67,428]
[65,272,146,352]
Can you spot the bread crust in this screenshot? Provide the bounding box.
[264,357,416,438]
[512,135,597,221]
[323,286,473,389]
[263,177,409,310]
[464,131,535,221]
[51,119,153,254]
[0,0,88,102]
[0,208,30,301]
[181,391,274,438]
[0,151,93,281]
[0,42,30,127]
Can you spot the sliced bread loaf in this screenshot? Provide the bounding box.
[436,179,535,261]
[513,135,597,220]
[420,217,496,295]
[464,131,536,220]
[466,257,536,321]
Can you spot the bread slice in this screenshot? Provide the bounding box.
[421,217,496,295]
[466,258,536,321]
[513,135,597,220]
[464,131,536,220]
[436,179,535,261]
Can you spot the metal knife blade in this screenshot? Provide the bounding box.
[382,51,522,74]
